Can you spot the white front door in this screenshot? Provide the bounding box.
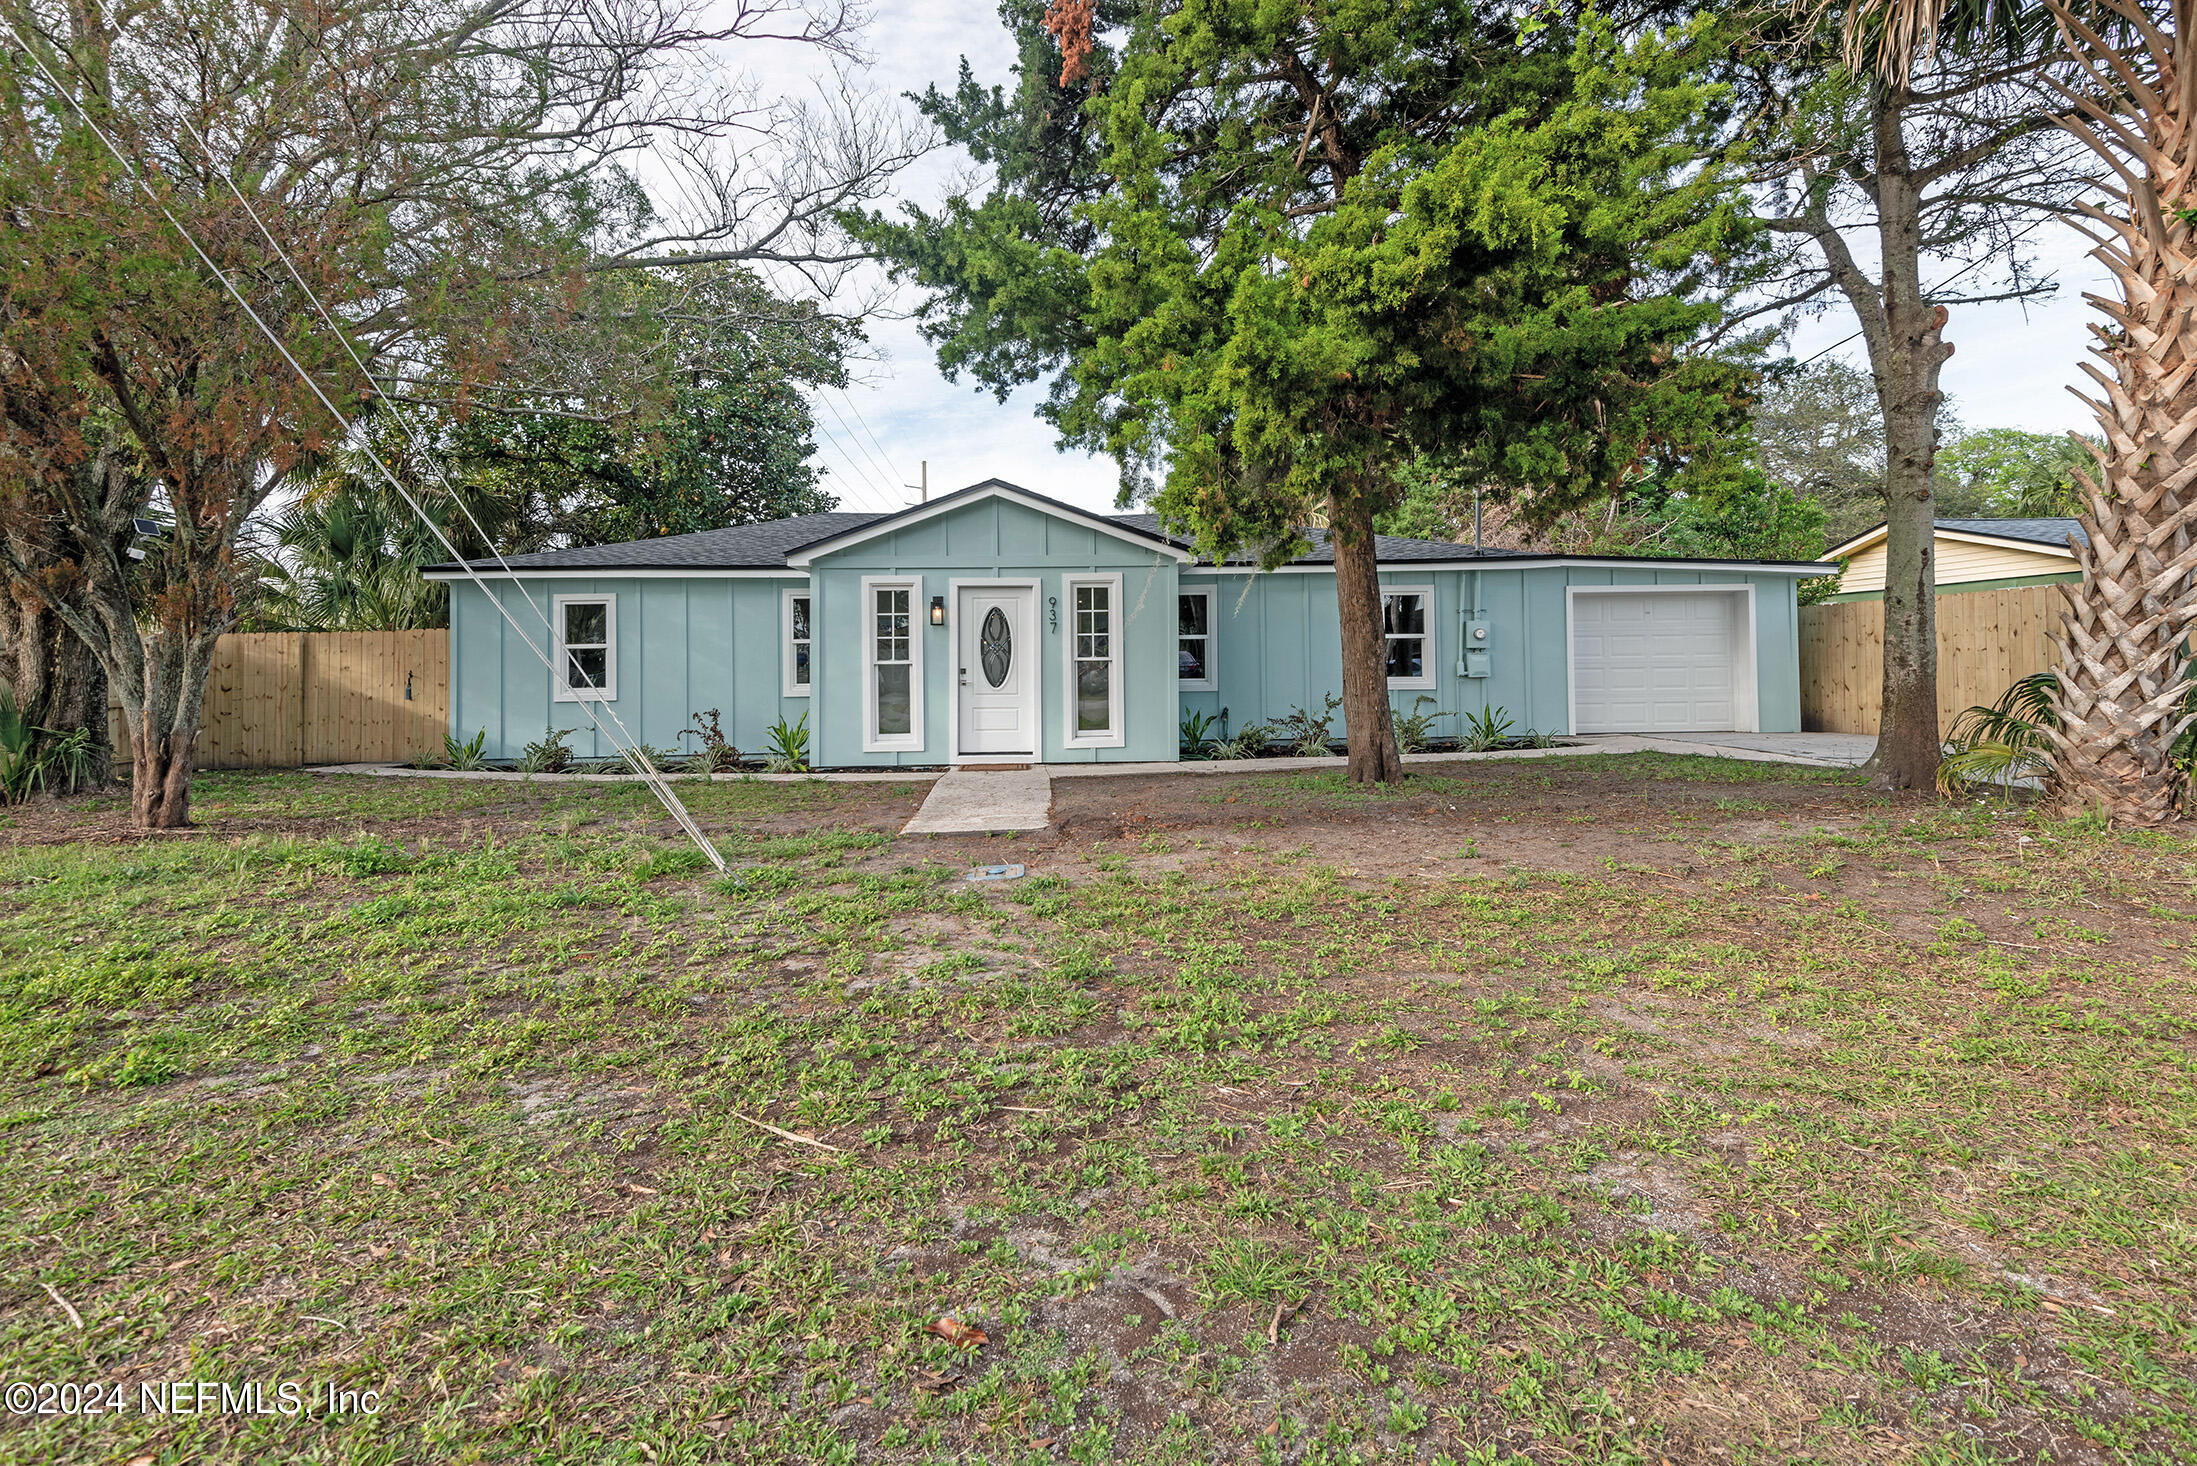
[956,587,1037,756]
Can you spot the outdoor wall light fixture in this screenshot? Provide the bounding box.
[929,595,945,626]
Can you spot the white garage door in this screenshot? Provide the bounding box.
[1570,591,1744,733]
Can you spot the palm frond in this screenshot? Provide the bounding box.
[1939,671,2060,795]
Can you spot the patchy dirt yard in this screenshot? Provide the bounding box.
[0,755,2192,1465]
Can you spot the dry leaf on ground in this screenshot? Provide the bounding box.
[924,1316,987,1348]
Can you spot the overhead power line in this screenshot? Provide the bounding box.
[808,416,902,510]
[744,257,912,508]
[816,388,901,497]
[829,384,908,490]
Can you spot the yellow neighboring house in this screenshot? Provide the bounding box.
[1824,518,2085,602]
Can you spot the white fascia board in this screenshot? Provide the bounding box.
[784,484,1191,566]
[1199,558,1840,576]
[1824,526,1887,561]
[1933,527,2077,557]
[422,568,808,581]
[1826,524,2076,562]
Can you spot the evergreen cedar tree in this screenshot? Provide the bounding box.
[858,0,1762,782]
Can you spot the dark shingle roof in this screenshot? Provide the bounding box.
[426,512,887,573]
[1937,517,2088,549]
[1107,515,1530,565]
[425,479,1179,574]
[427,488,1830,575]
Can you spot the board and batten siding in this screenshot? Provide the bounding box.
[443,506,1812,764]
[805,495,1180,765]
[447,576,810,763]
[1838,535,2074,595]
[1177,563,1804,737]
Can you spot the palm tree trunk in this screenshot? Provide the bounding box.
[2045,0,2197,823]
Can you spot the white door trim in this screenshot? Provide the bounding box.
[859,575,925,754]
[1564,583,1758,735]
[947,578,1042,762]
[1060,572,1127,749]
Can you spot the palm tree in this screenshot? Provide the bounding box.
[250,404,530,633]
[2034,0,2197,822]
[254,487,452,632]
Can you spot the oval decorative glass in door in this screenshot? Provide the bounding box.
[980,607,1012,686]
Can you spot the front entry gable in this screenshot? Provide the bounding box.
[787,480,1189,570]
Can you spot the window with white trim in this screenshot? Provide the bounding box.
[863,579,922,749]
[1066,576,1123,744]
[1382,586,1435,689]
[782,588,812,697]
[553,595,615,701]
[1177,589,1215,689]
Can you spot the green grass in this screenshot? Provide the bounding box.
[0,760,2192,1464]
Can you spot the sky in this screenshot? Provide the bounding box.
[737,4,2117,519]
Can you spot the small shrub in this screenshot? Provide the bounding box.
[439,728,490,770]
[680,708,743,772]
[1180,708,1222,759]
[519,726,573,773]
[1219,723,1271,760]
[763,712,810,773]
[1461,705,1514,752]
[1276,693,1342,757]
[1938,670,2056,795]
[0,689,43,802]
[1394,695,1453,754]
[40,726,98,793]
[0,689,100,800]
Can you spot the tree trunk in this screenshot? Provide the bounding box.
[1872,399,1942,788]
[0,589,112,784]
[118,632,215,829]
[2042,5,2197,824]
[1861,82,1953,792]
[1329,492,1404,784]
[131,723,197,827]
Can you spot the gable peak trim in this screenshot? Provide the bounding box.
[783,480,1190,565]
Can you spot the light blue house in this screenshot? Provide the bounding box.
[424,479,1835,768]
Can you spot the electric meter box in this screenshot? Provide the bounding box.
[1463,619,1491,678]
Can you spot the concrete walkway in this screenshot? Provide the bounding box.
[900,766,1054,835]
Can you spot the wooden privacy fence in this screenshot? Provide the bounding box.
[104,631,450,769]
[1800,584,2063,735]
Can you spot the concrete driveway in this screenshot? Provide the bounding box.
[1594,732,1875,767]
